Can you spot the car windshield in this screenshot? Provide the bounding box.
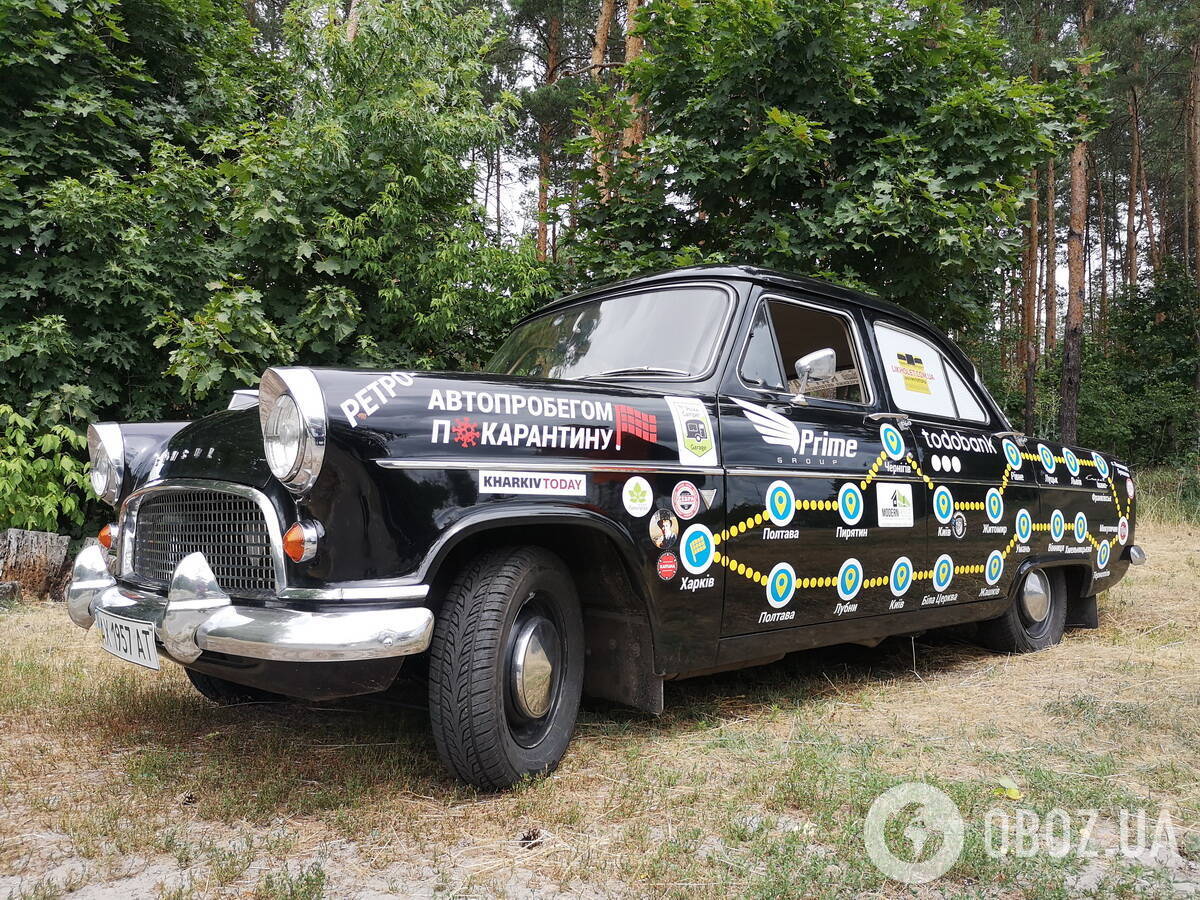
[486,286,731,381]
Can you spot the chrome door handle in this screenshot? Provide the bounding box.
[993,430,1026,444]
[864,412,911,429]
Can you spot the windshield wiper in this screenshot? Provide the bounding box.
[579,366,690,381]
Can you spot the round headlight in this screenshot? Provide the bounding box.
[90,444,113,497]
[264,393,304,481]
[258,367,327,496]
[87,423,125,507]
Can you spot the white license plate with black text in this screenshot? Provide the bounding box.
[95,610,160,670]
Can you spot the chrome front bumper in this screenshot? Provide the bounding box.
[66,545,434,664]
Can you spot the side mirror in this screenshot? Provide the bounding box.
[792,348,837,401]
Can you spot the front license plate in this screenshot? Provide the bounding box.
[95,610,160,670]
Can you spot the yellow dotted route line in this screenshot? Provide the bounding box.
[1107,477,1126,519]
[903,454,935,489]
[859,450,889,491]
[716,519,1114,590]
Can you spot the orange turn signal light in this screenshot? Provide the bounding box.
[283,521,319,563]
[98,523,116,550]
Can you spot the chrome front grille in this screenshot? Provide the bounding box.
[129,488,277,597]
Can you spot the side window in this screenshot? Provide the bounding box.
[739,303,786,391]
[874,322,988,423]
[741,299,866,404]
[945,365,987,422]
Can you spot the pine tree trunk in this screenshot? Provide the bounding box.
[1022,167,1040,433]
[1060,0,1093,445]
[536,13,562,262]
[590,0,617,197]
[1045,155,1057,352]
[1139,147,1161,271]
[1191,41,1200,284]
[1125,91,1140,288]
[621,0,646,149]
[1094,148,1108,334]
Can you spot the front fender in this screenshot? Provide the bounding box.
[413,503,644,589]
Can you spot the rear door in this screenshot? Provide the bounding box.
[868,319,1034,608]
[717,292,931,635]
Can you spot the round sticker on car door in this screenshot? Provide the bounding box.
[889,557,913,597]
[680,524,715,574]
[766,562,796,608]
[932,554,955,592]
[766,480,796,527]
[985,550,1004,586]
[880,423,906,461]
[1050,509,1065,542]
[1003,438,1023,470]
[1038,443,1057,473]
[837,558,863,602]
[671,481,701,520]
[985,488,1004,524]
[933,486,955,525]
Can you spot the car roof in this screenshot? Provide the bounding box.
[523,265,977,376]
[531,265,935,333]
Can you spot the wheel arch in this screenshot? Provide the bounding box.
[1010,556,1098,630]
[418,508,664,714]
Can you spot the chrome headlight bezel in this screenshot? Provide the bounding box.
[87,423,125,507]
[259,367,327,496]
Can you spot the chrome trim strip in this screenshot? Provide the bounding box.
[118,478,288,595]
[278,584,430,602]
[375,459,725,476]
[724,466,924,480]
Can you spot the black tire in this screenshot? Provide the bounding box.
[185,669,283,705]
[428,546,584,790]
[978,567,1067,653]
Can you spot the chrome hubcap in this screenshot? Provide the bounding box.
[1021,570,1051,623]
[510,615,559,719]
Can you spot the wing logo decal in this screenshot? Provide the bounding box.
[731,397,800,454]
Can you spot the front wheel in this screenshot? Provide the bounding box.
[977,567,1067,653]
[428,546,584,790]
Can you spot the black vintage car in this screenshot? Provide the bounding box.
[68,266,1146,789]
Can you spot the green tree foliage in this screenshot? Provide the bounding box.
[1,0,554,531]
[568,0,1083,332]
[0,404,88,531]
[0,0,265,420]
[2,0,555,422]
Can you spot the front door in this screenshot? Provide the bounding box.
[870,319,1033,609]
[718,294,931,636]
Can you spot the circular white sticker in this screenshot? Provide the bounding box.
[766,562,796,609]
[680,524,715,574]
[671,480,701,521]
[622,476,653,517]
[890,556,913,597]
[766,480,796,527]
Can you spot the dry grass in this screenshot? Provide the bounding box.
[1,521,1198,898]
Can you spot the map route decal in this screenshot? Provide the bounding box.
[711,442,1127,606]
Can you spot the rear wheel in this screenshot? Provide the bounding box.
[185,669,282,705]
[428,546,584,790]
[978,567,1067,653]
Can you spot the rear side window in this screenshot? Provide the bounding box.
[873,323,987,423]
